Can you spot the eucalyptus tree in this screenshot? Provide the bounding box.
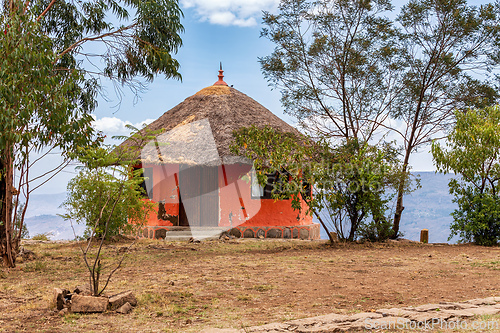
[0,0,184,267]
[259,0,406,239]
[260,0,399,142]
[261,0,500,239]
[390,0,500,236]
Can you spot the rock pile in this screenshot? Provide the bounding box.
[200,297,500,332]
[53,287,137,315]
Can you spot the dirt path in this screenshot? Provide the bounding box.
[1,239,499,332]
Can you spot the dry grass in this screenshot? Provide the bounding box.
[1,239,500,332]
[195,86,230,96]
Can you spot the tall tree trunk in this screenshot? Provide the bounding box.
[392,91,424,238]
[392,161,409,238]
[0,157,7,266]
[0,145,16,267]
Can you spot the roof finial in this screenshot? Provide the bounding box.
[214,62,228,86]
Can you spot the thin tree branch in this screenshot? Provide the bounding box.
[36,0,56,21]
[57,24,137,60]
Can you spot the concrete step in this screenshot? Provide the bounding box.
[161,227,226,241]
[164,231,194,236]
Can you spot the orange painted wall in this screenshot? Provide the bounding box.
[143,163,180,227]
[142,163,313,227]
[218,164,312,228]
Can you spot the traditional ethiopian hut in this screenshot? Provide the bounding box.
[118,67,320,240]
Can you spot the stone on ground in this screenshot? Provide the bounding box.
[348,312,383,321]
[199,296,500,333]
[116,302,133,314]
[53,288,69,310]
[71,295,109,313]
[109,290,137,310]
[73,284,92,296]
[467,298,498,306]
[58,308,69,317]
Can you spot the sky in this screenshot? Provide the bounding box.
[31,0,460,196]
[93,0,284,127]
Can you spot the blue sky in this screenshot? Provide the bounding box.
[93,2,286,129]
[36,0,476,195]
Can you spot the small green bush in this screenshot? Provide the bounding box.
[358,219,396,242]
[433,106,500,246]
[31,233,52,241]
[449,185,500,246]
[62,145,155,239]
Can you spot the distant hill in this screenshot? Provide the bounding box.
[400,172,458,243]
[318,172,459,243]
[23,192,85,240]
[24,214,85,240]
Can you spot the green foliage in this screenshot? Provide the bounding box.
[0,0,183,268]
[317,140,408,241]
[389,0,500,234]
[261,0,500,238]
[231,125,319,212]
[62,127,161,295]
[358,219,394,242]
[394,0,500,119]
[62,145,155,239]
[432,106,500,246]
[0,3,97,267]
[0,5,96,159]
[449,187,500,246]
[33,0,184,84]
[31,233,52,241]
[232,126,408,242]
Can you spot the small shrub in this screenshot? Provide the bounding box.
[31,233,52,241]
[449,187,500,246]
[62,144,155,240]
[432,106,500,246]
[358,219,399,242]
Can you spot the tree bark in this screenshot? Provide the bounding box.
[0,156,7,266]
[0,145,16,268]
[392,91,424,238]
[392,166,407,238]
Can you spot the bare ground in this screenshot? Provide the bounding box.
[1,239,499,332]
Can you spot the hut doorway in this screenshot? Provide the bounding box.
[178,165,219,227]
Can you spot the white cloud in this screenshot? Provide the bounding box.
[181,0,278,27]
[93,117,155,136]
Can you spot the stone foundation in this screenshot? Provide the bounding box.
[227,224,320,240]
[135,224,321,240]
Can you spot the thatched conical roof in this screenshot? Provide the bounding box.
[118,84,301,166]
